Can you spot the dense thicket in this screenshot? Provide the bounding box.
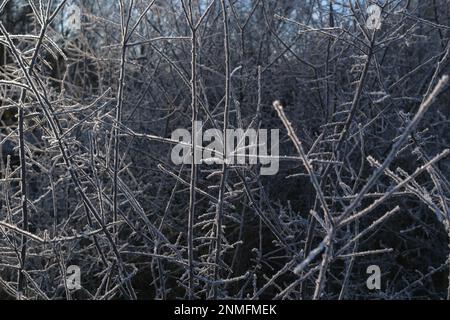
[0,0,449,299]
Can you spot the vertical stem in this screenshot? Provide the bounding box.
[113,0,132,242]
[16,105,28,299]
[187,19,198,301]
[213,0,230,299]
[440,209,450,300]
[14,4,53,298]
